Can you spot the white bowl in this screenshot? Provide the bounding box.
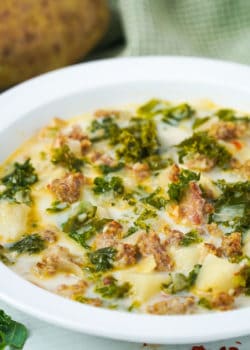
[1,56,250,344]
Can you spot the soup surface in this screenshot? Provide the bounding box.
[0,99,250,315]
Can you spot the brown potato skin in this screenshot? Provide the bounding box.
[0,0,109,89]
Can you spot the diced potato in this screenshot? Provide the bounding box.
[133,255,157,273]
[195,254,240,293]
[170,244,203,274]
[243,232,250,257]
[116,270,169,302]
[0,202,30,243]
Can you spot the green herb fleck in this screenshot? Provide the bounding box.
[168,169,200,202]
[46,201,69,213]
[88,247,117,272]
[90,117,120,143]
[141,188,167,209]
[0,159,38,204]
[192,116,210,129]
[95,276,131,299]
[99,162,124,175]
[216,109,250,123]
[180,231,203,246]
[198,297,212,309]
[9,234,46,255]
[93,176,124,195]
[162,103,194,125]
[51,144,84,171]
[145,155,173,171]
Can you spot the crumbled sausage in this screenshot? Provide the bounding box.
[204,243,222,257]
[205,223,223,237]
[137,232,172,271]
[211,292,235,310]
[132,162,150,180]
[94,109,119,118]
[209,121,247,140]
[147,296,195,315]
[179,182,206,225]
[221,232,242,257]
[48,172,84,204]
[57,280,88,298]
[39,229,58,243]
[115,243,138,267]
[168,164,180,182]
[34,245,83,277]
[164,226,184,246]
[186,153,216,171]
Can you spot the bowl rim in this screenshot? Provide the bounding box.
[1,56,250,344]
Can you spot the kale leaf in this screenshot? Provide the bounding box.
[93,176,124,195]
[9,234,46,255]
[0,310,28,349]
[0,159,38,204]
[216,109,250,123]
[162,103,194,125]
[99,162,124,175]
[51,144,84,171]
[168,168,200,202]
[88,247,117,272]
[141,188,167,209]
[95,276,131,299]
[90,117,120,143]
[180,231,203,246]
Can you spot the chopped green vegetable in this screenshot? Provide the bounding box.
[0,159,38,204]
[93,176,124,195]
[124,226,138,237]
[0,310,28,349]
[51,144,84,171]
[99,162,124,175]
[137,99,169,118]
[90,117,120,143]
[145,155,173,171]
[46,201,69,213]
[134,208,157,231]
[88,247,117,272]
[95,276,131,299]
[198,297,212,309]
[9,234,46,255]
[216,109,250,123]
[168,169,200,202]
[180,231,203,246]
[162,103,194,125]
[141,188,167,209]
[0,246,12,266]
[162,264,201,294]
[116,118,160,163]
[210,180,250,233]
[176,132,232,168]
[192,116,210,129]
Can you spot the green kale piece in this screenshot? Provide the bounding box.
[168,169,200,202]
[161,264,201,294]
[176,132,232,168]
[179,231,203,246]
[141,188,167,209]
[192,116,210,129]
[137,99,169,118]
[95,276,131,299]
[216,109,250,123]
[0,159,38,204]
[0,310,28,349]
[90,117,120,143]
[46,201,69,213]
[162,103,194,125]
[9,234,46,255]
[99,162,124,175]
[88,247,117,272]
[116,118,160,163]
[210,180,250,233]
[51,144,84,171]
[198,298,212,309]
[145,155,173,171]
[93,176,124,195]
[134,208,157,231]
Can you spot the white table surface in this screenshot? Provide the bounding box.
[0,300,248,350]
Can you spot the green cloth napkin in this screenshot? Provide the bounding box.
[92,0,250,65]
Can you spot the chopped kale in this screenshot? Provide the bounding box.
[162,103,194,125]
[93,176,124,195]
[145,155,173,171]
[180,231,203,246]
[134,208,157,231]
[46,201,69,213]
[124,226,138,238]
[99,162,124,175]
[141,188,167,209]
[137,99,169,118]
[198,297,212,309]
[210,180,250,233]
[162,264,201,294]
[168,168,200,202]
[9,234,46,255]
[176,132,232,168]
[216,109,250,123]
[90,117,120,143]
[192,116,210,129]
[88,247,117,272]
[61,201,111,249]
[116,118,160,163]
[51,144,84,171]
[95,276,131,299]
[0,159,38,204]
[0,309,28,349]
[0,246,13,265]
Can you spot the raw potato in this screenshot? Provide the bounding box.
[195,254,240,293]
[0,0,109,89]
[0,202,30,243]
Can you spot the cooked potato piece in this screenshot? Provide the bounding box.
[195,254,240,293]
[170,244,203,274]
[0,202,30,243]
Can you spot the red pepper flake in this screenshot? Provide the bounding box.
[231,139,243,150]
[192,346,206,350]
